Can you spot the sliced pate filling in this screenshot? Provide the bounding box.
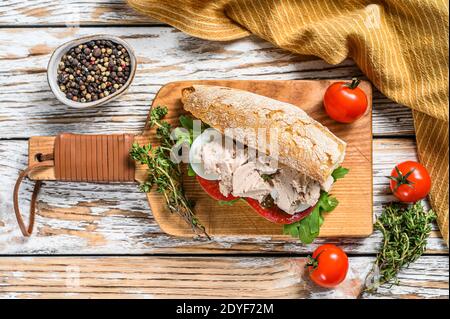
[198,139,333,214]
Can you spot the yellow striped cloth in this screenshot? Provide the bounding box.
[127,0,449,245]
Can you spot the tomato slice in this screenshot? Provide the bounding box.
[196,176,314,224]
[245,198,314,224]
[195,175,238,201]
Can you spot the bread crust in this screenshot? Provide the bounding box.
[181,85,346,183]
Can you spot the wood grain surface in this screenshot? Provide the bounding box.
[0,256,447,299]
[0,27,413,138]
[0,3,447,299]
[0,0,156,26]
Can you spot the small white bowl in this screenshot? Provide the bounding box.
[47,34,137,108]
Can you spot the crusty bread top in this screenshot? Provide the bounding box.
[181,85,346,183]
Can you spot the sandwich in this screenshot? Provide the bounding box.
[177,85,349,243]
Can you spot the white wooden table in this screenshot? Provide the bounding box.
[0,0,448,299]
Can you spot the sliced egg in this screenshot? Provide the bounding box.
[189,129,222,180]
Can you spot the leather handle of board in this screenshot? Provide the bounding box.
[13,155,54,237]
[55,133,135,182]
[13,133,136,237]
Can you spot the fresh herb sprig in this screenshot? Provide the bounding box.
[364,202,435,293]
[130,106,209,239]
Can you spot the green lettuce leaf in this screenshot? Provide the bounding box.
[283,191,339,244]
[175,115,210,178]
[218,198,242,206]
[172,127,192,146]
[332,166,349,181]
[187,164,196,177]
[179,115,194,130]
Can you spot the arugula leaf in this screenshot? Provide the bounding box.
[298,222,316,244]
[283,191,339,244]
[179,115,194,130]
[320,194,339,212]
[172,127,192,146]
[218,198,242,206]
[187,164,196,177]
[175,115,210,178]
[307,206,321,234]
[332,166,349,181]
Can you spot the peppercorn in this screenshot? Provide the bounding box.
[93,48,101,57]
[261,195,275,208]
[56,39,131,103]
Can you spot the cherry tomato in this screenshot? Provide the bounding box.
[196,176,314,224]
[307,244,349,288]
[323,78,368,123]
[195,175,238,201]
[389,161,431,203]
[245,198,314,224]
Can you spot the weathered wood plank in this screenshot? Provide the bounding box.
[0,0,156,26]
[360,256,450,299]
[0,138,447,254]
[0,256,447,299]
[0,27,414,138]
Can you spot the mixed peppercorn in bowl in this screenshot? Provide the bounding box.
[47,35,136,108]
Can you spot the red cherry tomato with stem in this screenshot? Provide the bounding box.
[307,244,349,288]
[388,161,431,203]
[323,78,368,123]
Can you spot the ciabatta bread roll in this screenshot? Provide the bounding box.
[181,85,346,184]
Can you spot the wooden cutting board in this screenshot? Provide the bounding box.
[141,80,373,238]
[28,80,373,238]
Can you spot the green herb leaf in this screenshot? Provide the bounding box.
[179,115,194,130]
[298,222,317,244]
[172,127,192,146]
[320,195,339,212]
[261,173,274,182]
[218,198,241,206]
[149,105,168,128]
[187,164,196,177]
[307,207,320,235]
[332,166,349,181]
[176,115,210,178]
[284,222,299,237]
[283,191,339,244]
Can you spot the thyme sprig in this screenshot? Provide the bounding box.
[130,106,209,239]
[364,201,436,293]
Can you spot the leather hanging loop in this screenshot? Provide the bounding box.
[13,133,135,237]
[13,158,54,237]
